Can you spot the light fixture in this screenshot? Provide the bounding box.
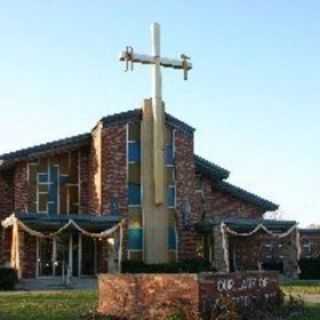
[107,238,115,246]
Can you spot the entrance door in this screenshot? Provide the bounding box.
[55,234,69,277]
[38,238,54,277]
[37,233,97,278]
[81,236,96,276]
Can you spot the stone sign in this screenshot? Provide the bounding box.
[199,271,280,311]
[97,272,280,320]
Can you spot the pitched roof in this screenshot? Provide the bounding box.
[214,180,279,212]
[0,109,195,168]
[194,155,230,180]
[101,109,195,136]
[0,133,91,169]
[0,109,279,213]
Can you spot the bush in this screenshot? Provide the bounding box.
[0,267,18,290]
[299,257,320,280]
[122,258,214,274]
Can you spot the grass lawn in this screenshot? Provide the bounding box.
[0,290,97,320]
[281,280,320,295]
[0,283,319,319]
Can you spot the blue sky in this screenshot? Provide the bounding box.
[0,1,319,226]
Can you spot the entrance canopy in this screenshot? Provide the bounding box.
[2,213,122,233]
[195,216,300,276]
[196,217,297,235]
[2,213,125,279]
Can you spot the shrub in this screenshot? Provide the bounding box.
[122,258,214,274]
[299,257,320,279]
[0,267,18,290]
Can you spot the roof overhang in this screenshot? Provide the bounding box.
[2,213,122,233]
[195,217,297,234]
[194,155,230,180]
[0,133,91,171]
[214,181,279,212]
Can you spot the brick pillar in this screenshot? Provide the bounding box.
[212,224,229,272]
[282,231,299,279]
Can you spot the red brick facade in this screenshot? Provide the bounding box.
[101,125,128,214]
[14,162,29,213]
[0,170,14,264]
[79,147,90,214]
[0,110,286,278]
[200,178,264,219]
[300,230,320,259]
[175,129,200,260]
[98,272,280,319]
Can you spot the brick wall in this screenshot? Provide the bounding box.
[98,274,200,319]
[101,125,128,214]
[199,271,280,312]
[228,232,285,270]
[101,124,128,260]
[300,231,320,259]
[79,147,90,214]
[198,177,264,219]
[14,162,28,213]
[21,232,37,278]
[0,170,14,265]
[97,272,280,319]
[228,231,299,278]
[0,170,14,220]
[175,129,201,260]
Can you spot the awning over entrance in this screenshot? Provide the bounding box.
[195,216,300,277]
[195,217,297,234]
[1,213,125,279]
[3,213,122,233]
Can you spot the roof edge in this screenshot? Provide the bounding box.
[195,155,230,180]
[0,133,91,168]
[215,180,279,212]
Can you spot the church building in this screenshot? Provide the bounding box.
[0,105,299,280]
[0,23,300,284]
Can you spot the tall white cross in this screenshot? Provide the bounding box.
[119,23,192,206]
[119,22,192,110]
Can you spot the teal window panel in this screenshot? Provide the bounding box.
[128,142,141,163]
[128,229,143,250]
[128,183,141,206]
[168,227,177,250]
[167,185,176,208]
[48,166,58,215]
[165,144,174,166]
[38,174,49,183]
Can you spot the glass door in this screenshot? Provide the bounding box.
[55,234,69,277]
[38,238,54,277]
[37,233,97,278]
[81,236,96,276]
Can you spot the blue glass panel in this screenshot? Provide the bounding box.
[167,186,176,208]
[128,229,143,250]
[48,166,58,215]
[165,144,174,166]
[38,174,49,183]
[128,183,141,206]
[128,142,141,162]
[59,175,70,185]
[168,227,177,250]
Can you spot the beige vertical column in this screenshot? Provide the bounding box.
[212,224,229,272]
[142,99,168,264]
[91,122,103,213]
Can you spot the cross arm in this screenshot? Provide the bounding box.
[119,51,192,70]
